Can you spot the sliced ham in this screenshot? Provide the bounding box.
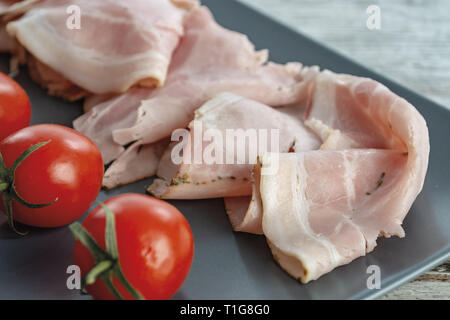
[83,93,118,114]
[236,70,429,283]
[0,0,15,12]
[26,54,86,100]
[111,7,318,146]
[0,0,23,52]
[103,139,169,190]
[224,161,264,235]
[73,87,152,165]
[147,92,320,199]
[260,150,407,283]
[304,71,406,151]
[74,6,318,180]
[6,0,198,97]
[0,23,13,52]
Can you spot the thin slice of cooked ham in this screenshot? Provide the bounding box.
[260,150,407,283]
[26,54,86,100]
[106,7,318,146]
[74,6,318,175]
[73,87,153,165]
[103,139,169,190]
[304,70,406,151]
[0,26,12,52]
[224,161,264,235]
[147,92,320,199]
[0,0,16,12]
[0,0,23,52]
[83,93,118,114]
[6,0,198,96]
[240,70,429,283]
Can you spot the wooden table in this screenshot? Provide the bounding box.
[238,0,450,300]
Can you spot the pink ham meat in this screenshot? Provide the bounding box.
[0,0,24,52]
[224,162,265,235]
[0,26,12,52]
[237,70,429,283]
[0,0,15,11]
[74,6,318,184]
[74,87,152,165]
[111,7,318,147]
[260,150,407,283]
[147,92,320,199]
[103,139,169,190]
[6,0,198,95]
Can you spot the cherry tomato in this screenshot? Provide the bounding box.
[0,124,104,228]
[73,194,194,300]
[0,72,31,141]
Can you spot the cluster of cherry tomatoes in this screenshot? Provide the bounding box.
[0,72,194,300]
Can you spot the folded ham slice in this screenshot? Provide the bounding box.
[230,70,429,282]
[224,162,264,235]
[74,6,318,147]
[147,92,320,199]
[111,7,318,147]
[74,87,153,165]
[260,149,407,282]
[74,6,318,177]
[6,0,198,97]
[103,139,169,190]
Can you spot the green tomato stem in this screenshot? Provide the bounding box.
[69,202,144,300]
[0,140,58,235]
[0,183,8,192]
[2,193,27,236]
[102,274,124,300]
[85,260,114,285]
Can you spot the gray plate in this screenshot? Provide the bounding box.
[0,0,449,300]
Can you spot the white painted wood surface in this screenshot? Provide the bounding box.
[238,0,450,300]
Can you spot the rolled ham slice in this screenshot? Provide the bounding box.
[6,0,198,97]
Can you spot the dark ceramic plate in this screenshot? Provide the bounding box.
[0,0,448,300]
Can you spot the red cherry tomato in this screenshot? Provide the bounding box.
[0,72,31,141]
[73,194,194,300]
[0,124,104,228]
